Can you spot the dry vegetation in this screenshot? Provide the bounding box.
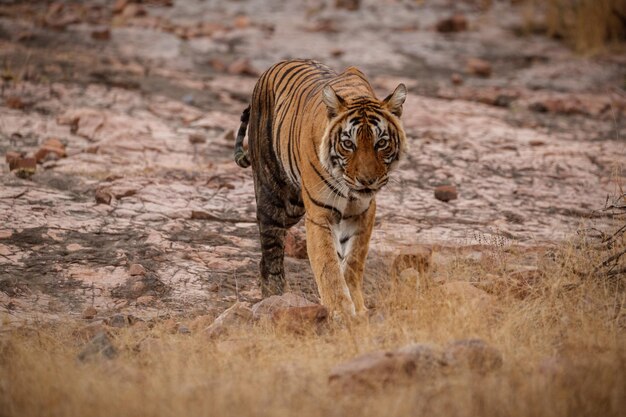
[519,0,626,52]
[1,213,625,417]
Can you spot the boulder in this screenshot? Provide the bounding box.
[251,293,316,320]
[329,343,444,392]
[78,331,117,361]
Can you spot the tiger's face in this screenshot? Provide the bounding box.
[320,84,407,197]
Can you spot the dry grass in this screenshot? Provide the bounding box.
[1,223,625,417]
[518,0,626,53]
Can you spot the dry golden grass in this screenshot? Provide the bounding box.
[1,224,625,417]
[519,0,626,53]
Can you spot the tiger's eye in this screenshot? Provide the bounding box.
[376,139,389,150]
[342,140,354,150]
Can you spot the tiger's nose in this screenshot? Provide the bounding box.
[357,177,376,186]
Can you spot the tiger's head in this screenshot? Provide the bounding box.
[320,83,407,197]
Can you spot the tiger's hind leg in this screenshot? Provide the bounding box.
[255,189,304,297]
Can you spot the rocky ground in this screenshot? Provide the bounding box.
[0,0,624,326]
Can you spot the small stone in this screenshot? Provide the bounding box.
[5,151,22,170]
[466,58,492,77]
[5,96,25,110]
[188,133,206,144]
[35,138,66,163]
[78,331,117,361]
[91,28,111,40]
[529,139,545,147]
[443,339,503,374]
[434,185,458,202]
[436,14,468,32]
[82,306,98,319]
[13,156,37,178]
[178,324,191,334]
[233,15,250,29]
[227,58,258,76]
[129,263,146,276]
[95,187,113,205]
[330,48,344,57]
[205,302,253,339]
[136,295,155,306]
[335,0,360,10]
[223,129,235,141]
[285,228,307,259]
[451,73,463,85]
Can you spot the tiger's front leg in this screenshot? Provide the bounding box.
[305,214,356,320]
[341,200,376,316]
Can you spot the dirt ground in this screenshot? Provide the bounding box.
[0,0,625,325]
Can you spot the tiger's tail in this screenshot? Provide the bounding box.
[234,105,251,168]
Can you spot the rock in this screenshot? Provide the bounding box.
[271,305,329,334]
[451,73,463,85]
[136,295,155,306]
[329,343,444,392]
[112,0,129,14]
[466,58,492,77]
[95,187,113,205]
[78,331,117,361]
[436,14,468,33]
[330,48,345,57]
[335,0,360,10]
[5,151,22,170]
[129,263,146,276]
[121,3,146,18]
[188,133,206,144]
[5,96,25,110]
[251,293,316,320]
[233,15,251,29]
[82,306,98,319]
[285,228,307,259]
[35,138,66,163]
[91,28,111,41]
[178,324,191,334]
[227,58,258,76]
[12,156,37,178]
[434,185,458,202]
[205,302,253,339]
[443,339,503,373]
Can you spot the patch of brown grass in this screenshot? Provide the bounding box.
[518,0,626,53]
[1,223,625,417]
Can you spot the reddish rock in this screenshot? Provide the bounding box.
[112,0,129,14]
[205,302,253,339]
[121,3,146,18]
[233,15,251,29]
[35,138,66,163]
[335,0,361,10]
[434,185,458,202]
[5,151,22,170]
[188,133,206,144]
[330,48,345,57]
[285,228,307,259]
[436,14,468,33]
[329,344,444,392]
[466,58,492,77]
[251,293,316,320]
[443,339,503,373]
[129,263,146,276]
[451,73,463,85]
[82,306,98,319]
[12,156,37,178]
[91,28,111,41]
[5,96,25,110]
[95,187,113,205]
[136,295,155,306]
[227,58,258,76]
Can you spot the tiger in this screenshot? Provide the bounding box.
[234,59,407,320]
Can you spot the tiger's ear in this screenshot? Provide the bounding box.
[322,85,346,119]
[383,83,407,117]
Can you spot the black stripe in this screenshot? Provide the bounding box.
[309,160,346,198]
[304,186,342,220]
[306,217,331,231]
